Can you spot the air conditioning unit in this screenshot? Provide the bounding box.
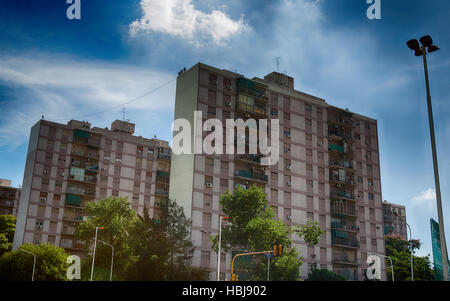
[286,165,291,170]
[206,182,213,188]
[39,197,47,202]
[318,141,323,146]
[226,101,232,107]
[286,133,291,138]
[225,85,232,90]
[287,181,292,186]
[286,215,292,220]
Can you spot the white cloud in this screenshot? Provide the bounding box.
[129,0,248,46]
[413,188,436,202]
[0,54,176,149]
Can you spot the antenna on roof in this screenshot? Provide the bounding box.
[275,57,281,72]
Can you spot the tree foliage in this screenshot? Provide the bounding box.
[211,185,324,281]
[75,196,139,279]
[384,234,434,281]
[306,267,347,281]
[0,214,16,257]
[0,243,69,281]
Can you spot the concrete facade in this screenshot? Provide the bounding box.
[12,119,171,257]
[169,62,385,280]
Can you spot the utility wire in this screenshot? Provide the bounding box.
[50,76,177,122]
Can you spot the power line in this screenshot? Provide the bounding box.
[50,76,177,122]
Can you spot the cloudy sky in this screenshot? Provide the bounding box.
[1,0,449,260]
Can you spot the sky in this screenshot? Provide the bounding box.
[0,0,449,261]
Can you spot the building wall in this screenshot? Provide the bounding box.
[171,63,385,281]
[13,119,171,256]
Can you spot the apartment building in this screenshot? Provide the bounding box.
[383,201,407,240]
[13,119,171,257]
[0,179,21,216]
[170,62,385,281]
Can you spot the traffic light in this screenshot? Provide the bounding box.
[231,273,239,281]
[273,244,283,257]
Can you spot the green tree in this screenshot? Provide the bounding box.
[384,234,434,281]
[0,243,69,281]
[125,206,169,280]
[125,201,209,281]
[306,266,347,281]
[75,196,139,280]
[212,185,324,281]
[0,214,16,257]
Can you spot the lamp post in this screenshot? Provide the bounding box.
[18,248,36,281]
[217,216,229,281]
[90,226,104,281]
[97,240,114,281]
[406,35,448,281]
[394,212,414,281]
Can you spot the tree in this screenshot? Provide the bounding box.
[125,201,209,281]
[75,196,139,279]
[211,185,324,281]
[0,243,69,281]
[125,206,169,281]
[306,266,347,281]
[0,214,16,257]
[384,234,434,281]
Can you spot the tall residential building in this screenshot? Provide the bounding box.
[13,119,171,256]
[383,201,407,240]
[0,179,21,216]
[170,62,385,281]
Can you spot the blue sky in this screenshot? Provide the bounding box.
[1,0,449,261]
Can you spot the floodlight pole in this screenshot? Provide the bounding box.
[422,49,449,281]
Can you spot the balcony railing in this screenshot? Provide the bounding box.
[331,222,359,232]
[331,206,356,217]
[330,191,355,200]
[236,154,262,164]
[329,160,353,170]
[332,237,359,248]
[155,190,169,197]
[329,175,355,185]
[332,254,360,265]
[234,170,268,182]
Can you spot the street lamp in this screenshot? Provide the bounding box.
[97,240,114,281]
[90,226,104,281]
[406,35,448,281]
[394,212,414,281]
[18,248,36,281]
[200,215,230,281]
[217,216,229,281]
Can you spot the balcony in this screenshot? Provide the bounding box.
[329,175,356,186]
[329,160,353,170]
[331,222,359,232]
[156,170,170,184]
[235,154,262,165]
[330,191,356,201]
[155,190,169,197]
[234,169,268,183]
[332,254,360,266]
[332,237,359,248]
[237,78,268,103]
[158,152,171,161]
[328,143,347,154]
[331,206,356,217]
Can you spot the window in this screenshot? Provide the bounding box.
[368,179,374,186]
[271,108,278,117]
[368,193,374,201]
[284,112,290,120]
[305,104,312,111]
[224,78,232,90]
[209,73,218,85]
